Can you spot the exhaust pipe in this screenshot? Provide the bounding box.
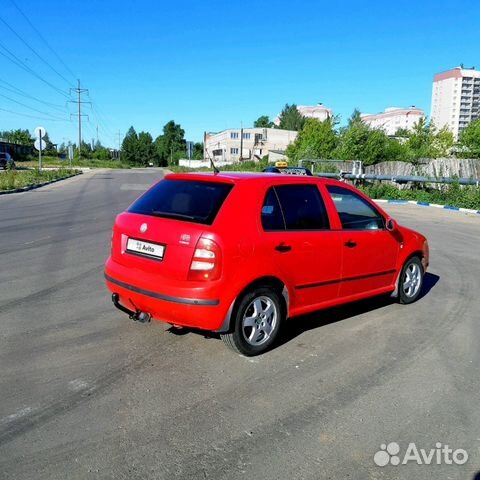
[133,311,151,323]
[112,293,151,323]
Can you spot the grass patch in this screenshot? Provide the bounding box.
[359,183,480,210]
[0,168,80,192]
[19,156,132,169]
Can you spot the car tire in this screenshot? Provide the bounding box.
[221,286,284,356]
[398,256,424,304]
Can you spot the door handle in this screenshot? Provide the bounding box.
[275,243,292,253]
[344,240,357,248]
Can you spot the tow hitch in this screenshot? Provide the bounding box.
[111,293,151,323]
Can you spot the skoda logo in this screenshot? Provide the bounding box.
[140,223,148,233]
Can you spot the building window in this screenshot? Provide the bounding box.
[242,133,251,140]
[230,132,239,139]
[230,148,239,155]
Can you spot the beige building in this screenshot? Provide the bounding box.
[431,66,480,139]
[274,103,333,125]
[204,128,297,163]
[361,107,425,135]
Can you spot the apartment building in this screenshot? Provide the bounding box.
[431,66,480,139]
[361,107,425,136]
[273,103,333,125]
[204,128,297,163]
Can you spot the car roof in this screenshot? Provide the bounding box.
[165,171,335,185]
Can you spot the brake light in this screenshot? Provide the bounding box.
[188,237,222,281]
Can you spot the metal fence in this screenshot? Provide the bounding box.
[298,159,480,186]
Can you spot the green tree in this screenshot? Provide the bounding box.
[193,142,204,160]
[0,128,34,145]
[404,118,431,160]
[91,140,112,160]
[402,119,453,161]
[121,126,140,165]
[92,146,111,160]
[431,125,454,157]
[395,127,410,138]
[348,108,362,126]
[459,118,480,158]
[335,119,371,162]
[42,132,57,155]
[253,115,274,128]
[286,118,337,162]
[57,142,67,154]
[335,110,407,165]
[136,131,158,166]
[278,104,305,131]
[155,120,186,166]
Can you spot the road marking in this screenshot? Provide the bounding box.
[1,406,33,424]
[24,236,51,245]
[120,184,152,191]
[68,379,89,392]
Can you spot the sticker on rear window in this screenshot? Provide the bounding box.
[262,206,274,215]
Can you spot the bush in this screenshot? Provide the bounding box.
[359,182,480,210]
[0,168,79,191]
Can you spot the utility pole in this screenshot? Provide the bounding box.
[117,130,122,161]
[69,79,90,158]
[239,125,243,162]
[96,125,99,146]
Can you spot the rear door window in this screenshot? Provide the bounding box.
[128,179,233,225]
[261,184,329,231]
[327,185,385,230]
[261,188,285,231]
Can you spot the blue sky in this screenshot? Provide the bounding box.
[0,0,479,147]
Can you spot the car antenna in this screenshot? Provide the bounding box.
[205,148,220,175]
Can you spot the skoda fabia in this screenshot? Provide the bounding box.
[105,171,429,356]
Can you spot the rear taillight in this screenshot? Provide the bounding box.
[188,237,222,281]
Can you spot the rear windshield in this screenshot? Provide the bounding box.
[128,179,233,225]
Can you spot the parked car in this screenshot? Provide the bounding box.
[0,152,15,170]
[104,171,429,356]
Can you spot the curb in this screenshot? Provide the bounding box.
[374,199,480,215]
[0,171,82,196]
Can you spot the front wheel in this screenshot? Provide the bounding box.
[398,256,424,304]
[221,287,284,356]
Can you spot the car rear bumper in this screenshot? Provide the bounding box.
[104,257,228,330]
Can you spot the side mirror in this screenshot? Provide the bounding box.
[386,218,397,232]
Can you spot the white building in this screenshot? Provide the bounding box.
[204,128,297,163]
[431,66,480,139]
[273,104,333,125]
[361,107,425,136]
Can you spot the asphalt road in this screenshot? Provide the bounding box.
[1,169,480,480]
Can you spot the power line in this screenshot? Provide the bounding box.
[0,14,72,86]
[0,42,70,98]
[8,0,77,82]
[0,77,67,112]
[0,106,68,122]
[0,92,68,121]
[90,101,115,138]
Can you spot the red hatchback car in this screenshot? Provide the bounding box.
[105,171,429,356]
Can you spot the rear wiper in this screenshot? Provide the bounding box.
[151,210,196,221]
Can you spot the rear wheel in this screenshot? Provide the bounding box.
[221,286,284,356]
[398,256,424,304]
